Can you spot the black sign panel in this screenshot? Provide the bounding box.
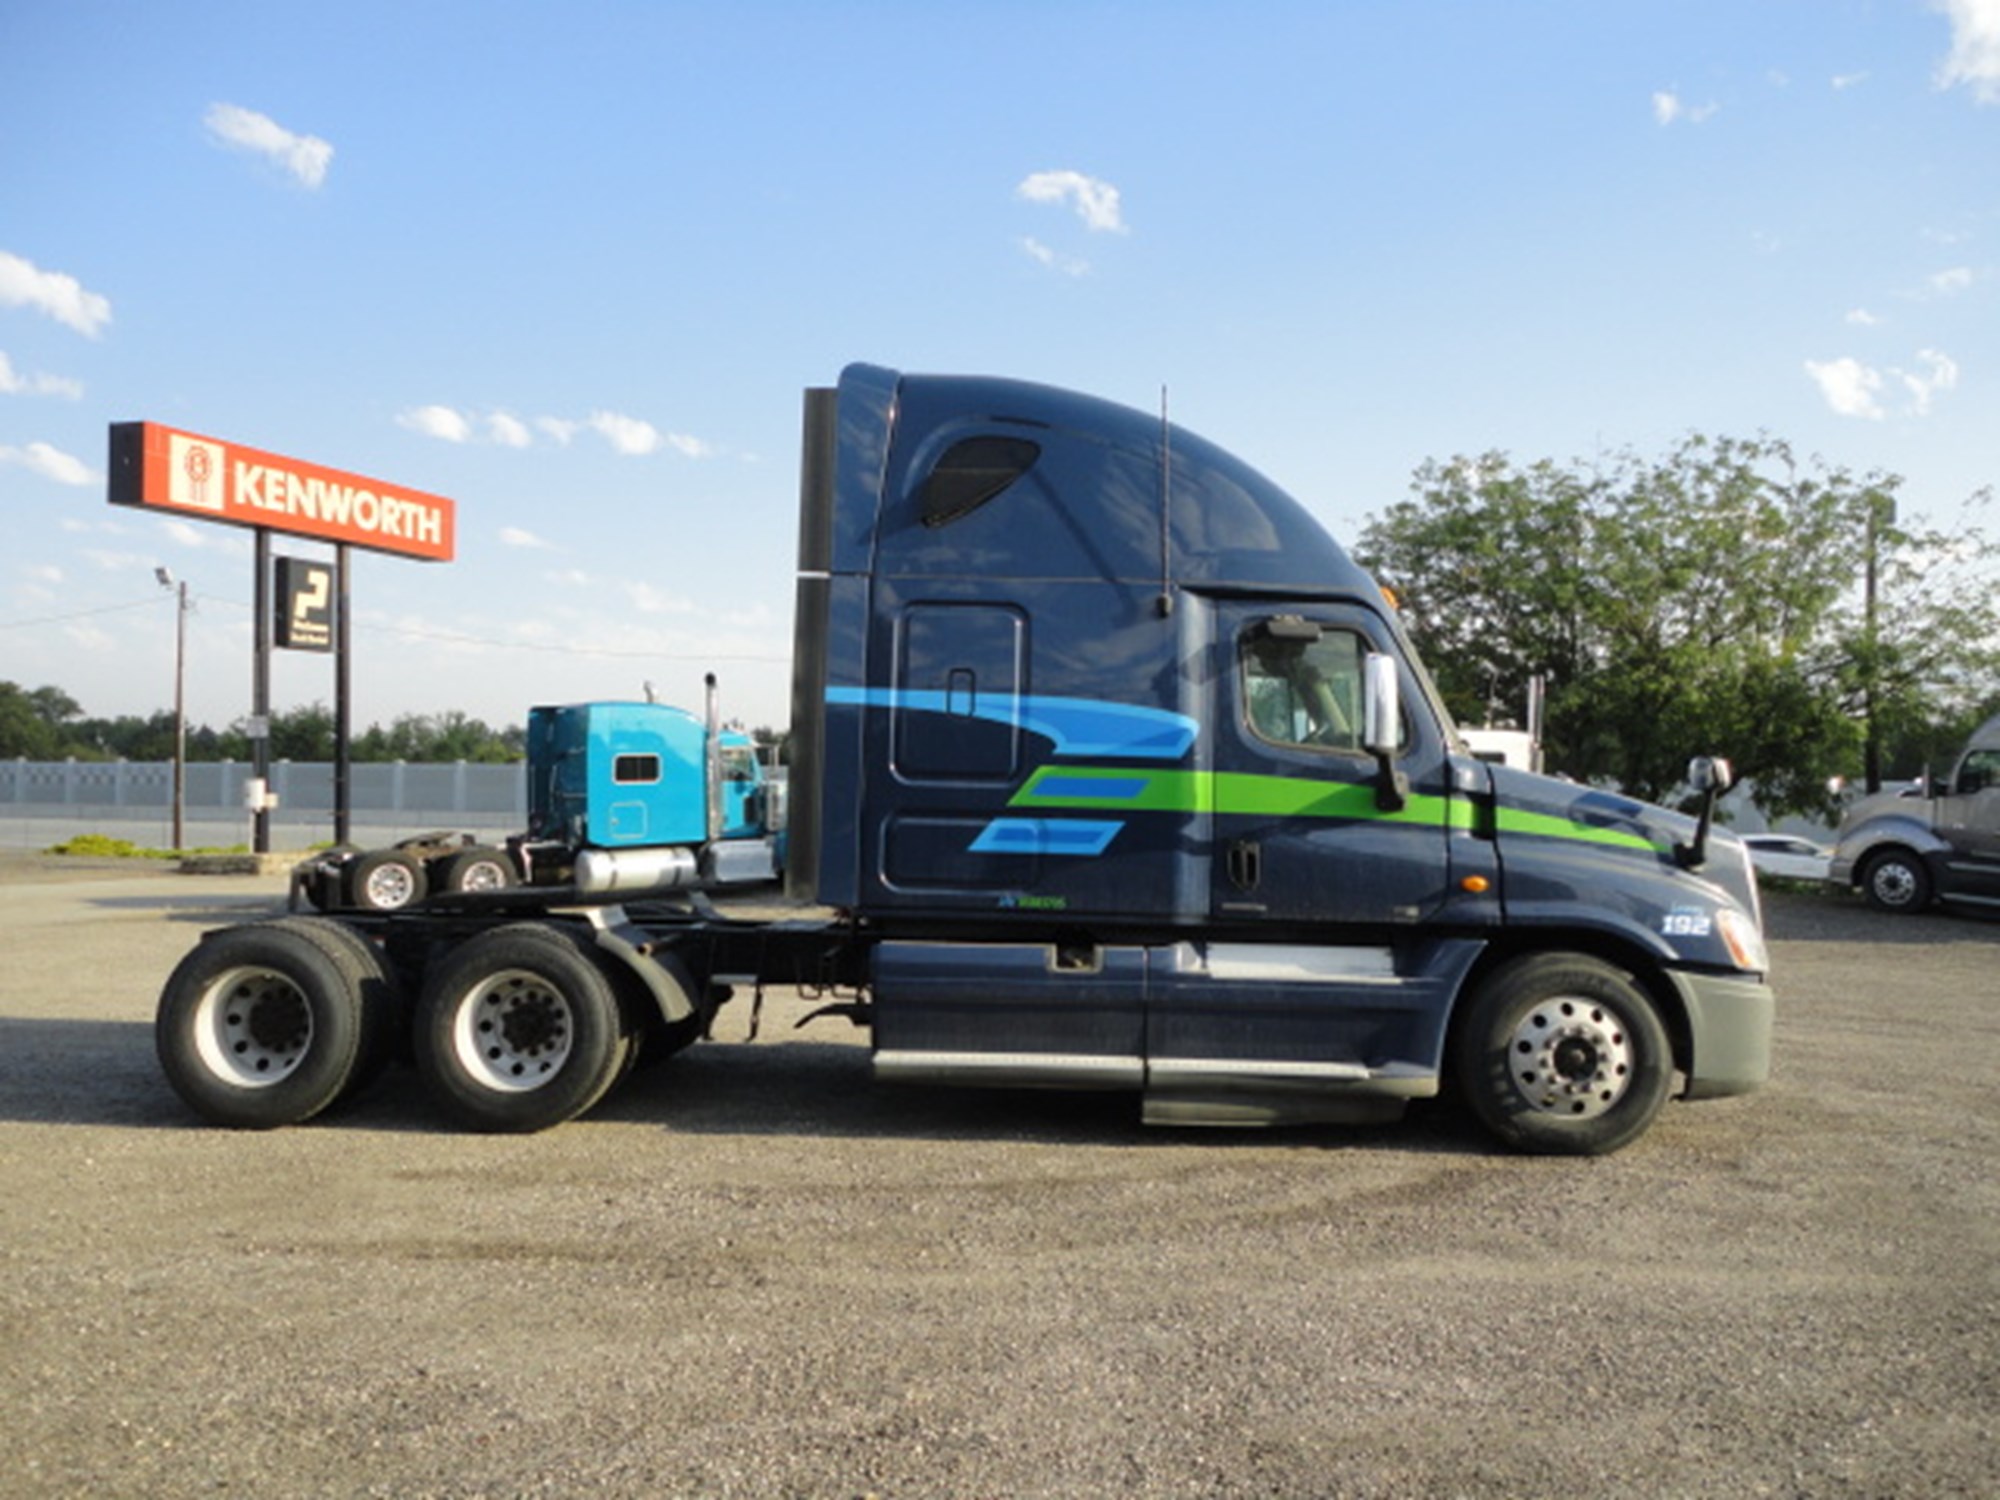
[275,557,334,652]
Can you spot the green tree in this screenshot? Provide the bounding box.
[1357,436,1998,816]
[0,682,83,758]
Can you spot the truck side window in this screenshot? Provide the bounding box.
[613,754,661,784]
[1242,628,1365,752]
[1956,750,2000,795]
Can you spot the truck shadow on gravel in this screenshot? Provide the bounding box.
[0,1020,1481,1153]
[83,894,290,922]
[1761,889,2000,945]
[585,1041,1483,1155]
[0,1018,191,1130]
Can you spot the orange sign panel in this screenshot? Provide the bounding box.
[107,422,455,562]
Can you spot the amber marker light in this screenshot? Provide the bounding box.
[1460,875,1491,894]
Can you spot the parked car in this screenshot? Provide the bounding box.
[1741,833,1833,882]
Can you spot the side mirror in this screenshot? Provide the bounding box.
[1363,653,1400,757]
[1686,756,1734,795]
[1675,755,1734,869]
[1362,653,1409,811]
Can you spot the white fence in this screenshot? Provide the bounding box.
[0,758,526,851]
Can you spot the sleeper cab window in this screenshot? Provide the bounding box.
[613,753,661,784]
[1241,622,1367,753]
[921,435,1042,528]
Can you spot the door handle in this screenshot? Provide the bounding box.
[1227,838,1262,893]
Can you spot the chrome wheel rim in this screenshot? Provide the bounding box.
[192,966,313,1087]
[451,969,573,1092]
[1506,997,1633,1120]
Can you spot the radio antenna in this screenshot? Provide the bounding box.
[1157,384,1174,617]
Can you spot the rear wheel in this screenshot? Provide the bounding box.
[1454,952,1673,1156]
[414,924,632,1132]
[348,849,427,911]
[263,916,407,1092]
[437,846,517,895]
[1859,848,1932,914]
[156,924,365,1128]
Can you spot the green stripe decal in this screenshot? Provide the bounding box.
[1490,806,1659,852]
[1010,765,1659,852]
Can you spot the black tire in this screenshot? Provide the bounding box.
[1454,952,1673,1156]
[263,916,407,1094]
[413,923,632,1133]
[155,923,366,1128]
[1859,847,1933,914]
[437,846,518,895]
[348,849,428,912]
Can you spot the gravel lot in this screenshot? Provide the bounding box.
[1,855,1994,1498]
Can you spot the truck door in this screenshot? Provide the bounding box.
[1936,747,2000,899]
[1208,602,1453,928]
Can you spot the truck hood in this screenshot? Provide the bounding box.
[1481,763,1764,957]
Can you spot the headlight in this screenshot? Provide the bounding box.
[1716,906,1769,974]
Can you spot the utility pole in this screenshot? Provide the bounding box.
[155,568,189,850]
[1862,490,1896,796]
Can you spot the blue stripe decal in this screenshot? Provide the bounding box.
[1030,775,1150,801]
[968,818,1125,856]
[825,687,1195,761]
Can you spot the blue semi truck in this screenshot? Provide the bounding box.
[295,697,779,911]
[155,363,1774,1155]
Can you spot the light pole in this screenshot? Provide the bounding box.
[155,567,189,850]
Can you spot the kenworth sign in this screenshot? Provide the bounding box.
[107,422,455,561]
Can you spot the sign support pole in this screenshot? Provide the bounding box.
[252,529,272,854]
[335,544,352,845]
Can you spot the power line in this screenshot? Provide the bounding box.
[0,596,171,630]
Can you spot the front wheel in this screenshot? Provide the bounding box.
[1454,952,1673,1156]
[1859,848,1932,914]
[414,924,632,1132]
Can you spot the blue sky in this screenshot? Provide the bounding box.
[3,1,1995,736]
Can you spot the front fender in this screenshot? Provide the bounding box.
[1829,811,1948,885]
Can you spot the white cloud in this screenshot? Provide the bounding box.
[1831,71,1870,90]
[26,563,63,586]
[1805,357,1886,419]
[397,404,709,457]
[1806,349,1961,419]
[499,526,551,549]
[1928,265,1976,295]
[487,412,533,449]
[1900,348,1960,413]
[547,568,590,587]
[622,580,697,615]
[0,350,83,398]
[1652,89,1719,125]
[1935,0,2000,103]
[1845,307,1883,326]
[1020,237,1090,277]
[1017,170,1128,233]
[398,404,473,443]
[204,103,334,189]
[587,411,663,456]
[0,440,96,486]
[0,250,112,338]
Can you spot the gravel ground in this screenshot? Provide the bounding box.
[0,856,1994,1498]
